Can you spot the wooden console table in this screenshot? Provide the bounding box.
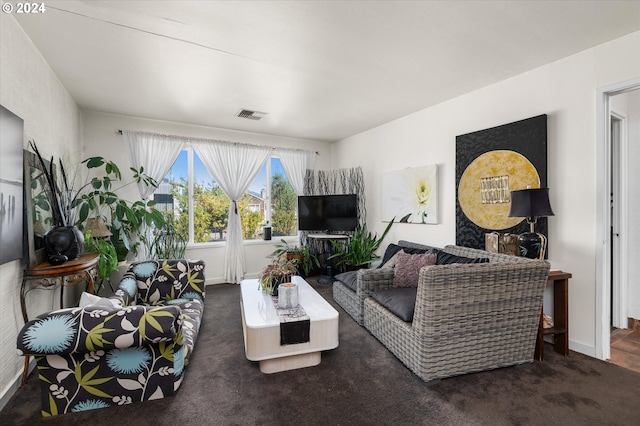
[535,270,572,361]
[307,234,349,284]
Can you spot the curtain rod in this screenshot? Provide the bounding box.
[116,129,319,155]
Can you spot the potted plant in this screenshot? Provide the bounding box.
[71,156,166,259]
[83,230,118,284]
[149,213,187,259]
[258,258,298,296]
[269,239,320,277]
[329,219,394,270]
[29,141,165,273]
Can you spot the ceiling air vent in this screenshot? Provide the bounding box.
[236,109,268,121]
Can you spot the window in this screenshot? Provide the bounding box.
[154,149,297,244]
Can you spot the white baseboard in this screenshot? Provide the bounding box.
[0,358,34,412]
[569,339,598,359]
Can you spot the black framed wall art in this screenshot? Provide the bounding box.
[455,115,548,252]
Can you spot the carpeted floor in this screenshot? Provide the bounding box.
[3,278,640,425]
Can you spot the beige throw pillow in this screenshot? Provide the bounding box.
[393,252,437,288]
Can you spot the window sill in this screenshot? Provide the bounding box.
[186,236,300,250]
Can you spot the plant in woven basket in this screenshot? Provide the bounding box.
[258,258,298,296]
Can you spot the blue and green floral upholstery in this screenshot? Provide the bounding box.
[16,259,205,417]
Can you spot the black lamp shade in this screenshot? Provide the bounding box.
[508,188,554,218]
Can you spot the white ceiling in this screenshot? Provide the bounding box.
[14,1,640,142]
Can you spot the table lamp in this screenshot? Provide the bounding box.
[85,217,112,238]
[508,187,554,259]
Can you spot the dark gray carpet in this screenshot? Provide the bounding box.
[3,278,640,425]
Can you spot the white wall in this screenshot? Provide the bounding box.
[0,14,82,409]
[81,110,333,284]
[331,31,640,356]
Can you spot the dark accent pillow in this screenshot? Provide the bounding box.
[393,252,437,288]
[371,287,418,322]
[379,243,430,268]
[334,271,359,292]
[436,251,490,265]
[379,244,404,267]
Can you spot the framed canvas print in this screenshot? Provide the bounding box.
[381,164,438,224]
[455,115,548,252]
[0,105,24,265]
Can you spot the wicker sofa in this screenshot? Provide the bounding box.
[361,244,549,383]
[332,240,439,325]
[16,259,205,416]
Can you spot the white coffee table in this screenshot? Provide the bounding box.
[240,275,339,374]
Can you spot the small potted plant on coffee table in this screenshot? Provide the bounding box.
[258,258,298,296]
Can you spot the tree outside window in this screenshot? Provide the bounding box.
[154,149,297,244]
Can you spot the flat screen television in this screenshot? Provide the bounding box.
[298,194,358,232]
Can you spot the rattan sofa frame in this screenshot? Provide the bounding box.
[362,245,550,383]
[332,241,438,325]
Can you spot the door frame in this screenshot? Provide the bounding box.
[595,77,640,360]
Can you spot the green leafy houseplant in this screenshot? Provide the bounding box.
[329,218,394,268]
[258,258,298,296]
[29,141,165,276]
[84,231,118,282]
[71,157,166,258]
[150,213,187,259]
[269,239,320,277]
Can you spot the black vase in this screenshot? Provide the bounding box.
[517,232,544,259]
[44,226,84,265]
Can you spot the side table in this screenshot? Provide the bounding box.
[307,234,349,284]
[20,252,99,385]
[535,270,572,361]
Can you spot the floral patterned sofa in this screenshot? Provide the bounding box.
[16,259,205,417]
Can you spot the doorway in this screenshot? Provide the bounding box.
[596,78,640,364]
[610,112,624,330]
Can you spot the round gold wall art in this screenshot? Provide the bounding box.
[458,150,540,230]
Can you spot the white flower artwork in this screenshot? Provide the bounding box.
[381,165,438,224]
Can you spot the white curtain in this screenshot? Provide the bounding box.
[276,148,315,195]
[123,131,185,259]
[194,140,272,283]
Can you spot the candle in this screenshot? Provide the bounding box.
[278,283,298,309]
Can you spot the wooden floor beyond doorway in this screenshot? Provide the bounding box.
[609,321,640,374]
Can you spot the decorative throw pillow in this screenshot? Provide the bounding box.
[436,251,490,265]
[79,292,122,309]
[378,243,431,268]
[393,252,437,288]
[380,250,405,269]
[379,244,404,267]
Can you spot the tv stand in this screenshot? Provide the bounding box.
[307,234,349,284]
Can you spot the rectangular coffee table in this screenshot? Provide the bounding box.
[240,275,339,374]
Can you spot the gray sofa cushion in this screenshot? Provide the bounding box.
[335,270,359,292]
[371,287,418,322]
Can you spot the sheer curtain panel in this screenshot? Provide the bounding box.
[194,140,272,283]
[123,131,185,260]
[276,148,315,196]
